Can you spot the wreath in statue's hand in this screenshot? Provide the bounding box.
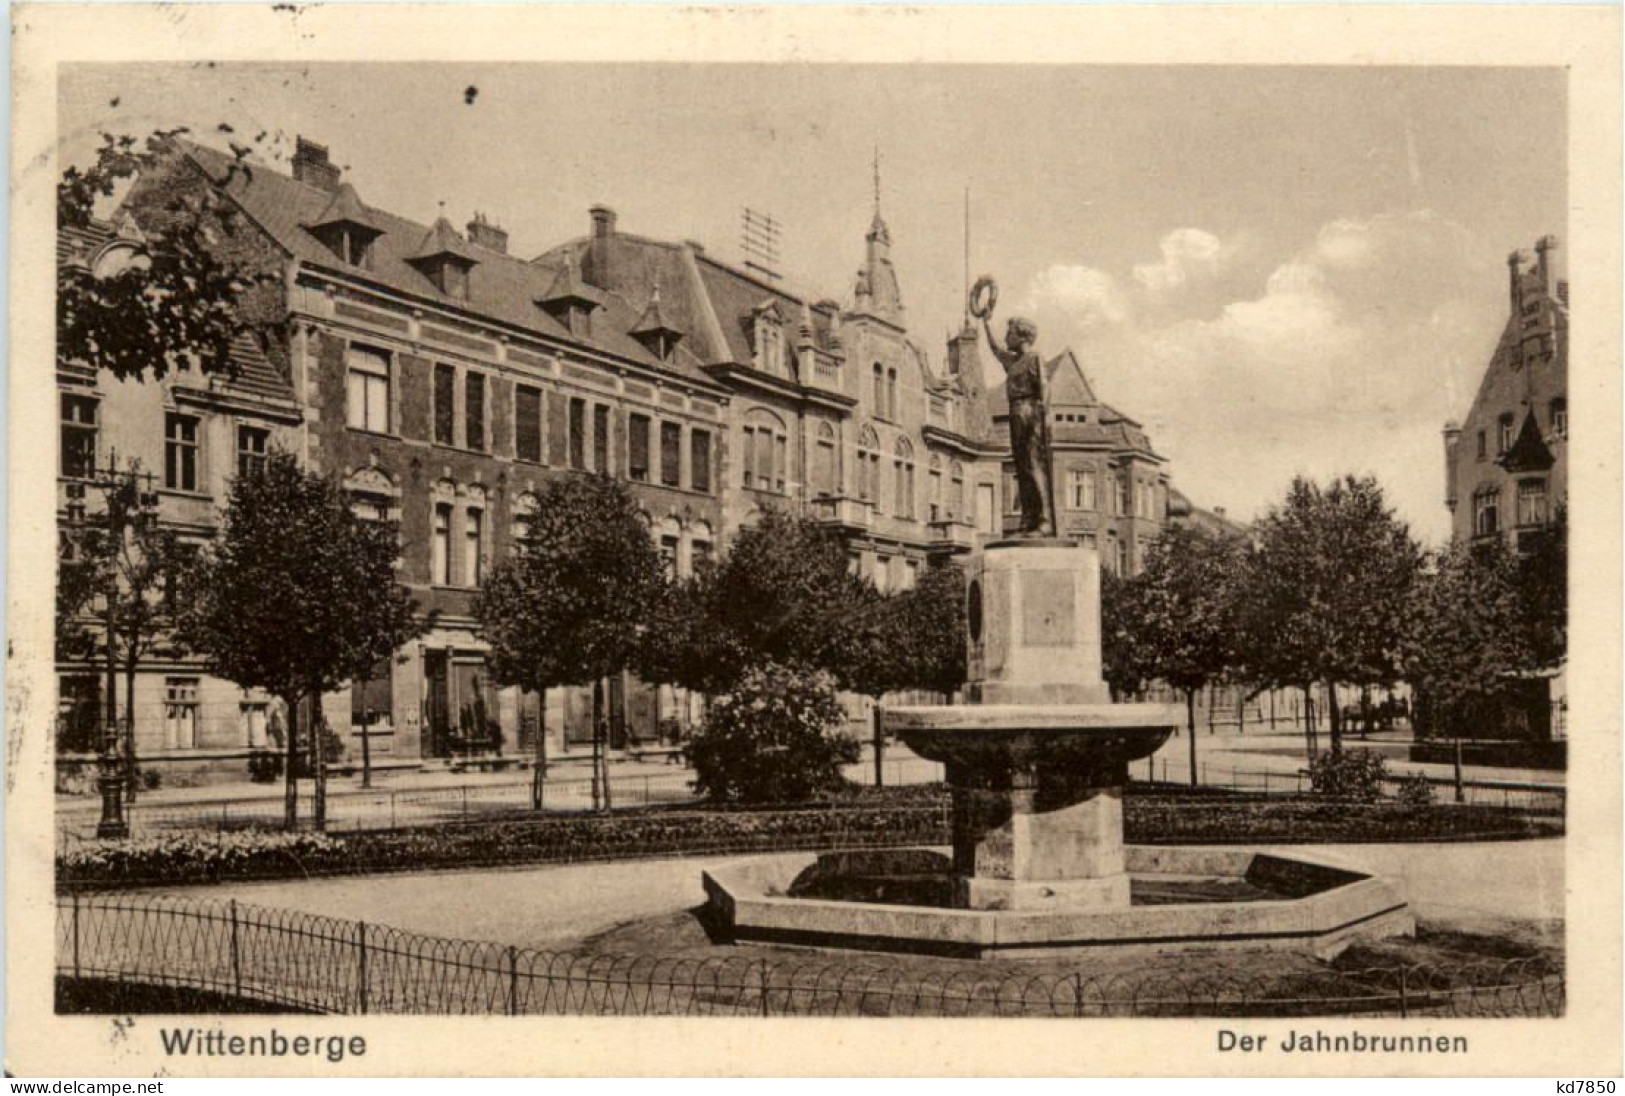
[969,275,999,321]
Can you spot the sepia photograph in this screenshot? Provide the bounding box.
[7,2,1621,1080]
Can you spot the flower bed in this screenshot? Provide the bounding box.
[57,786,1561,892]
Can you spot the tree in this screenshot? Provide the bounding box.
[1403,538,1536,740]
[473,474,664,811]
[887,560,968,699]
[1237,475,1422,758]
[1133,525,1245,786]
[1516,500,1567,669]
[182,450,424,829]
[685,662,860,803]
[59,130,282,382]
[1100,568,1153,701]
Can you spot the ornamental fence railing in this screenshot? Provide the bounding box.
[58,893,1563,1019]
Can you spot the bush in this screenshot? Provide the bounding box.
[60,831,342,884]
[1308,748,1388,801]
[1394,771,1437,809]
[246,750,283,784]
[686,662,861,804]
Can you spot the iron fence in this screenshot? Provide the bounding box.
[57,892,1562,1018]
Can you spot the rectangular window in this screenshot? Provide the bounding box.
[163,677,199,750]
[351,658,393,731]
[874,555,890,592]
[692,539,712,569]
[1498,414,1515,454]
[815,438,836,497]
[928,470,943,521]
[660,535,680,578]
[164,412,201,492]
[1517,479,1549,527]
[1474,489,1500,537]
[741,427,755,488]
[1117,476,1131,517]
[568,398,587,470]
[433,503,453,585]
[241,701,270,748]
[691,429,712,494]
[465,508,484,586]
[346,345,391,433]
[1551,399,1568,439]
[1068,469,1097,511]
[236,425,269,480]
[60,393,98,479]
[57,674,102,754]
[593,405,610,473]
[465,373,486,452]
[754,429,775,492]
[628,413,651,481]
[904,559,919,591]
[951,470,964,520]
[660,422,682,488]
[516,385,543,463]
[433,364,456,445]
[977,483,996,534]
[1477,431,1487,460]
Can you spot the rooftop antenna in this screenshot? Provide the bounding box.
[963,185,972,327]
[872,143,882,216]
[741,207,782,283]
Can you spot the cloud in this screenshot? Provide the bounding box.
[1016,211,1503,543]
[1131,228,1233,297]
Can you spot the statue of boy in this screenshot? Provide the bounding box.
[983,314,1056,536]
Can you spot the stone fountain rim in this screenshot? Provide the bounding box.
[883,702,1184,732]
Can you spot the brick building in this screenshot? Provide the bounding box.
[1443,236,1568,549]
[56,136,1213,786]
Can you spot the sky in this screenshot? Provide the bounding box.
[60,62,1567,544]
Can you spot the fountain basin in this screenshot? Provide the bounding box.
[702,846,1414,961]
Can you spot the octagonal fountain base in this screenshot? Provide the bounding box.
[702,846,1414,962]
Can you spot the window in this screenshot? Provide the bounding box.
[351,658,393,732]
[893,438,915,519]
[887,368,899,419]
[346,345,391,433]
[516,385,543,463]
[352,496,386,524]
[164,412,201,492]
[628,413,652,482]
[1550,398,1567,439]
[874,555,890,592]
[1477,430,1487,460]
[904,559,919,591]
[241,701,270,748]
[464,508,484,586]
[317,226,375,270]
[163,678,199,750]
[57,674,101,754]
[1068,469,1097,511]
[593,405,610,473]
[1498,413,1515,454]
[775,435,788,493]
[928,467,943,521]
[856,427,881,503]
[1116,475,1131,517]
[758,319,785,375]
[60,393,98,479]
[976,483,996,535]
[691,429,712,494]
[1117,540,1131,576]
[236,425,268,480]
[465,373,486,452]
[691,538,712,569]
[660,422,682,488]
[1473,486,1500,537]
[950,463,965,520]
[814,424,837,497]
[873,364,885,414]
[659,534,680,577]
[513,493,538,544]
[568,398,587,470]
[1517,479,1549,527]
[433,364,456,445]
[743,411,787,493]
[433,503,453,584]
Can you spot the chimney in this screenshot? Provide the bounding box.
[466,212,509,255]
[1213,506,1227,519]
[1535,235,1558,291]
[585,206,617,288]
[1507,250,1524,315]
[1443,420,1462,512]
[291,136,341,192]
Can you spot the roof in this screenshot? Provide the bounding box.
[1167,487,1249,538]
[179,140,721,392]
[987,350,1162,458]
[408,217,480,265]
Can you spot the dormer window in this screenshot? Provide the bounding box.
[752,302,786,375]
[535,254,605,341]
[631,285,685,363]
[303,183,384,272]
[408,217,479,302]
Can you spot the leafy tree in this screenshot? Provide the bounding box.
[685,661,860,803]
[1237,475,1422,757]
[57,460,191,794]
[1100,568,1153,701]
[182,450,424,829]
[59,130,282,382]
[887,560,968,699]
[1402,537,1536,740]
[473,474,664,810]
[1516,500,1567,668]
[1132,525,1245,786]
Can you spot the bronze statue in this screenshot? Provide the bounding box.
[971,276,1056,537]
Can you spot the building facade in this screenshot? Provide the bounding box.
[57,135,1206,786]
[1443,236,1568,549]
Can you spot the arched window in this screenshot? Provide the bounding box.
[814,421,838,497]
[741,408,789,493]
[1473,484,1501,537]
[513,491,540,545]
[872,363,885,415]
[690,520,714,571]
[893,437,915,519]
[857,425,881,505]
[657,516,682,577]
[887,367,899,420]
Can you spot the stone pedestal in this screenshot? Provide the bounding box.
[890,538,1179,913]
